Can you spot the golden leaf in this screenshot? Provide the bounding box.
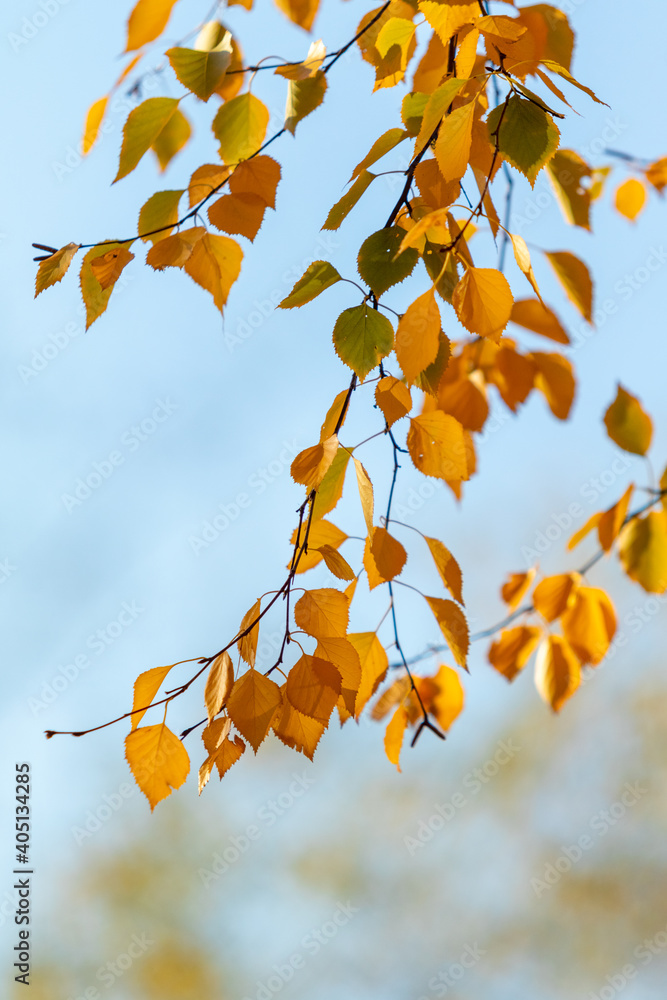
[353,457,374,536]
[395,288,441,382]
[489,626,542,681]
[238,598,261,667]
[544,250,593,323]
[425,596,469,670]
[286,655,341,723]
[603,385,653,456]
[350,632,388,717]
[384,705,409,771]
[425,537,464,605]
[204,651,234,723]
[560,586,616,665]
[125,723,190,810]
[291,434,339,492]
[452,267,514,342]
[407,411,469,482]
[130,664,174,732]
[618,512,667,594]
[532,573,580,622]
[534,635,580,712]
[34,243,80,297]
[294,588,349,638]
[90,245,135,290]
[375,376,412,427]
[226,668,282,752]
[500,568,536,610]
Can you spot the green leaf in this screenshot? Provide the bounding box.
[357,227,419,297]
[285,71,327,135]
[351,127,408,180]
[114,98,180,183]
[332,304,394,381]
[279,260,342,309]
[401,94,428,137]
[322,171,376,231]
[212,93,269,165]
[487,95,560,187]
[138,190,184,244]
[166,46,231,102]
[79,243,124,329]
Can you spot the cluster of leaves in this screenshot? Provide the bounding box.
[38,0,667,809]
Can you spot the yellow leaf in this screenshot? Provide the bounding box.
[437,375,488,432]
[350,632,388,717]
[614,178,646,222]
[294,588,349,638]
[434,98,478,183]
[238,598,261,667]
[125,724,190,810]
[201,725,245,783]
[489,626,542,681]
[322,170,376,231]
[152,107,191,171]
[166,44,231,102]
[82,96,108,156]
[618,512,667,594]
[425,596,469,670]
[544,250,593,323]
[561,586,616,665]
[372,676,411,720]
[90,245,135,290]
[384,705,408,771]
[146,227,205,270]
[274,0,320,31]
[139,189,183,244]
[273,696,326,759]
[414,77,469,158]
[414,159,460,211]
[204,651,234,723]
[212,93,269,164]
[226,668,282,752]
[490,345,536,411]
[34,243,80,297]
[510,298,569,344]
[407,411,469,482]
[426,663,465,731]
[375,376,412,427]
[275,39,326,80]
[547,150,592,229]
[126,0,180,51]
[603,385,653,456]
[285,72,327,135]
[316,544,356,582]
[509,233,542,299]
[365,526,407,587]
[315,635,361,716]
[425,537,463,604]
[419,1,478,46]
[501,568,536,610]
[183,232,243,311]
[188,164,230,208]
[598,484,633,553]
[291,434,338,492]
[534,636,580,712]
[397,207,451,254]
[79,243,128,329]
[353,457,374,536]
[532,573,580,622]
[114,97,180,182]
[395,289,441,383]
[320,390,350,443]
[477,14,526,42]
[528,351,575,420]
[130,664,174,731]
[291,519,347,573]
[310,449,351,521]
[452,267,514,342]
[286,655,341,723]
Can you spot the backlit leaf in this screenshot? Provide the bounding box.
[230,155,282,208]
[489,626,542,681]
[434,98,478,183]
[425,537,463,605]
[310,449,351,522]
[291,434,338,491]
[204,651,234,723]
[603,385,653,456]
[353,457,375,536]
[358,227,419,297]
[395,288,441,383]
[322,170,376,230]
[350,632,388,717]
[368,526,407,584]
[286,655,341,723]
[90,244,135,290]
[618,512,667,594]
[384,705,408,771]
[528,351,575,420]
[238,598,261,667]
[274,0,320,31]
[291,519,348,573]
[375,376,412,427]
[152,107,191,171]
[534,635,580,712]
[317,544,356,581]
[273,697,326,759]
[188,164,230,208]
[126,0,180,51]
[82,97,108,156]
[146,227,205,270]
[532,573,580,622]
[452,267,514,342]
[510,298,569,344]
[614,178,647,222]
[407,411,468,482]
[351,127,408,181]
[167,44,231,102]
[487,95,559,187]
[285,71,327,134]
[208,192,267,241]
[226,668,282,752]
[125,723,190,810]
[212,93,269,164]
[561,586,616,665]
[294,588,349,638]
[80,243,128,329]
[35,243,80,297]
[130,664,174,731]
[139,190,183,244]
[115,97,180,182]
[332,304,394,381]
[279,260,341,308]
[425,596,469,670]
[183,232,243,311]
[501,568,536,610]
[598,485,633,553]
[544,250,593,322]
[547,150,592,229]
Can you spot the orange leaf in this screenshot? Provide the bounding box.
[90,245,135,290]
[528,351,575,420]
[286,655,341,723]
[598,485,633,553]
[130,664,174,732]
[238,598,261,667]
[291,519,348,573]
[350,632,389,717]
[208,192,267,241]
[532,573,580,622]
[294,588,349,638]
[489,626,542,681]
[560,586,616,665]
[604,385,653,456]
[204,651,234,723]
[316,544,356,582]
[368,526,407,584]
[226,669,282,752]
[618,512,667,594]
[425,597,469,670]
[126,0,179,51]
[534,635,580,712]
[510,298,569,344]
[384,705,408,771]
[353,457,374,535]
[273,695,326,759]
[125,723,190,810]
[315,636,362,716]
[544,250,593,323]
[35,243,80,297]
[407,411,469,482]
[375,376,412,427]
[395,288,441,383]
[452,267,514,342]
[291,435,339,492]
[501,568,536,610]
[425,537,464,605]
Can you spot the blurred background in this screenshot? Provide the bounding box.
[1,0,667,996]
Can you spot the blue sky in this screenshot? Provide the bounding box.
[2,0,667,995]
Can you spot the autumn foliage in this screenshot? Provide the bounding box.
[37,0,667,809]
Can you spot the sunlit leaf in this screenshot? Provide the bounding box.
[603,385,653,456]
[226,668,282,752]
[534,635,580,712]
[35,243,80,297]
[125,723,190,810]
